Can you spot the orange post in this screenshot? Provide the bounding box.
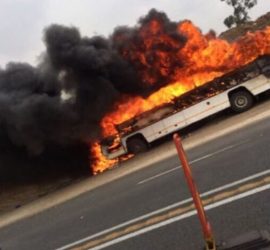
[173,133,216,250]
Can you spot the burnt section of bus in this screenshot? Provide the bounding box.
[100,134,122,154]
[116,55,270,136]
[101,55,270,156]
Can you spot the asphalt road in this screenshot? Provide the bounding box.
[1,115,270,249]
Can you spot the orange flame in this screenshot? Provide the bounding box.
[90,142,118,174]
[91,21,270,174]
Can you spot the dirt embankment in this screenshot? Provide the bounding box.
[219,12,270,42]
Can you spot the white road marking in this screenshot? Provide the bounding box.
[138,141,248,185]
[56,168,270,250]
[74,183,270,250]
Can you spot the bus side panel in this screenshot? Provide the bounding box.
[183,93,230,126]
[138,92,231,142]
[129,111,186,144]
[240,75,270,95]
[150,121,166,141]
[161,111,187,135]
[123,119,166,147]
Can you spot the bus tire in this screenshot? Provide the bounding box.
[229,90,254,113]
[126,136,148,154]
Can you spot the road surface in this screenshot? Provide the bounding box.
[0,108,270,249]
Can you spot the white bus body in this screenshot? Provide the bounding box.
[101,56,270,159]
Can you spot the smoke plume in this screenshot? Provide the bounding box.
[0,9,187,160]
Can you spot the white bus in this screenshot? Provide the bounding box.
[101,55,270,159]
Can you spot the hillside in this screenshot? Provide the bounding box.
[219,12,270,42]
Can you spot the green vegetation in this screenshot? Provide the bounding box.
[221,0,257,28]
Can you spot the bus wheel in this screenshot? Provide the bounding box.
[127,136,148,154]
[229,90,254,113]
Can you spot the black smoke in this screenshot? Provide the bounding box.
[112,9,187,92]
[0,9,187,177]
[0,26,139,156]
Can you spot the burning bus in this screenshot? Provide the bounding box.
[100,55,270,160]
[88,12,270,174]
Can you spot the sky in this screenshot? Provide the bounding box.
[0,0,269,67]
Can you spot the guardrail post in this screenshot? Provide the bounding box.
[173,133,216,250]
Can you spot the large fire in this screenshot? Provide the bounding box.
[91,19,270,174]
